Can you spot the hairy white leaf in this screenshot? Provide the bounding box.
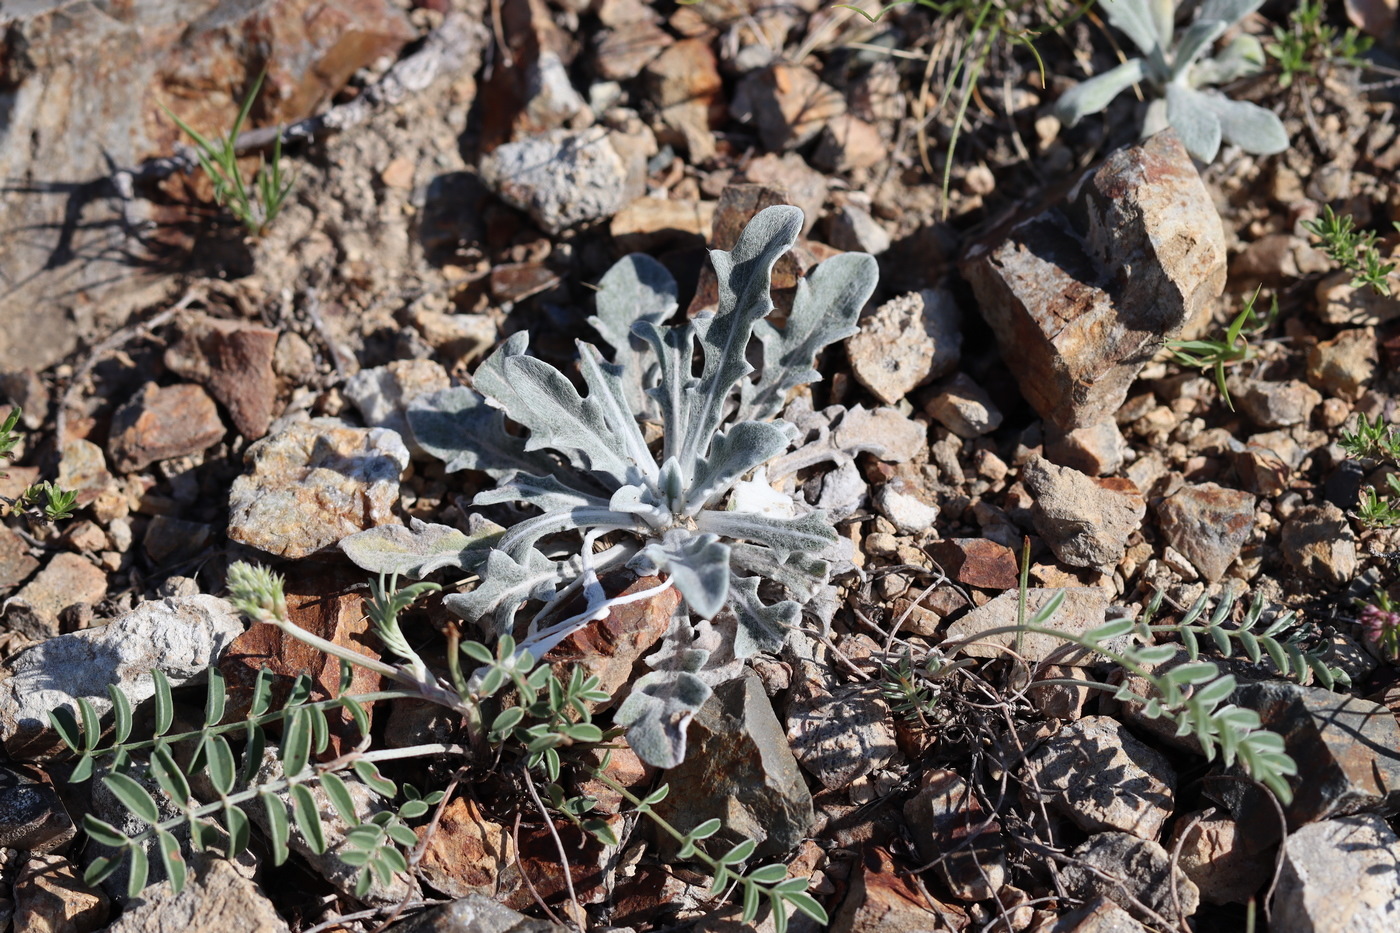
[588,254,677,418]
[636,531,732,620]
[695,509,838,559]
[407,386,553,479]
[1055,58,1148,126]
[1166,82,1223,162]
[340,519,497,578]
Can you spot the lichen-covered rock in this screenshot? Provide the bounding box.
[1155,483,1256,582]
[846,289,961,405]
[1270,813,1400,932]
[227,419,409,559]
[1021,457,1145,570]
[480,127,642,235]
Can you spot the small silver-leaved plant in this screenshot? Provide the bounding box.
[342,206,877,767]
[1056,0,1288,162]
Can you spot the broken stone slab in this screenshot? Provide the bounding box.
[1035,898,1148,932]
[733,63,845,152]
[872,483,939,535]
[385,894,565,933]
[478,0,588,147]
[1269,813,1400,933]
[923,373,1003,439]
[1154,482,1256,583]
[1233,681,1400,829]
[1281,503,1358,585]
[961,130,1227,431]
[3,552,108,640]
[1168,809,1271,906]
[414,797,519,902]
[1227,376,1322,429]
[107,382,227,473]
[902,769,1007,901]
[479,127,643,235]
[1306,327,1378,401]
[786,661,897,790]
[830,846,968,933]
[1060,832,1200,924]
[227,418,409,559]
[101,855,288,933]
[592,0,673,82]
[12,852,111,933]
[1021,716,1176,840]
[653,672,814,860]
[0,596,244,759]
[925,538,1019,590]
[845,288,961,405]
[1044,420,1128,476]
[1021,457,1145,571]
[642,38,722,161]
[825,202,891,255]
[0,764,74,854]
[943,587,1113,663]
[164,313,281,440]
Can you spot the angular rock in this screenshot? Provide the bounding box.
[344,360,451,458]
[924,373,1002,438]
[1044,420,1128,476]
[593,0,672,81]
[164,314,281,439]
[813,113,888,173]
[3,552,107,640]
[1228,377,1322,429]
[386,894,564,933]
[1021,457,1145,570]
[830,846,967,933]
[1155,483,1256,583]
[872,483,939,534]
[408,309,498,368]
[56,439,114,507]
[1021,716,1176,840]
[480,0,587,146]
[1307,328,1377,400]
[654,672,814,859]
[846,289,961,405]
[0,595,244,758]
[825,203,891,255]
[1270,813,1400,932]
[1281,503,1357,585]
[902,769,1007,901]
[740,153,829,237]
[415,798,517,901]
[926,538,1019,590]
[0,525,39,590]
[480,127,641,235]
[1168,810,1271,906]
[12,853,109,933]
[1233,443,1290,497]
[735,63,846,152]
[642,38,722,161]
[545,575,679,705]
[220,568,383,756]
[945,587,1113,663]
[1061,832,1199,924]
[1037,898,1148,932]
[1234,681,1400,828]
[610,196,715,254]
[227,418,409,559]
[143,516,213,568]
[786,661,896,790]
[0,765,74,853]
[107,383,226,473]
[962,131,1227,430]
[1315,270,1400,326]
[101,856,289,933]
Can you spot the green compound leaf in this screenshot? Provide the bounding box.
[261,791,291,865]
[291,783,327,854]
[103,772,161,825]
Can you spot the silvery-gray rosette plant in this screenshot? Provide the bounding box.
[1055,0,1288,162]
[341,206,877,767]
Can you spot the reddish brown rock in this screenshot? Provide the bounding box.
[643,38,723,161]
[594,0,673,81]
[479,0,588,148]
[4,553,108,640]
[927,538,1019,590]
[546,575,680,706]
[416,797,517,899]
[107,383,226,473]
[0,526,39,590]
[220,568,383,755]
[609,197,716,254]
[813,113,888,173]
[962,131,1226,431]
[11,854,109,933]
[489,262,562,305]
[830,846,966,933]
[165,314,281,440]
[735,63,846,152]
[1155,483,1256,583]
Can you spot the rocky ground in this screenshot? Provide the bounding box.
[3,0,1400,931]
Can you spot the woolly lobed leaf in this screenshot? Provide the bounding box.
[341,518,499,578]
[1102,0,1169,58]
[407,384,553,480]
[615,667,713,768]
[741,251,878,421]
[1166,82,1223,162]
[1055,58,1148,126]
[587,253,677,418]
[637,531,732,620]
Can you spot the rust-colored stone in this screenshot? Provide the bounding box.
[416,797,516,899]
[165,314,281,440]
[830,846,966,932]
[926,538,1019,590]
[107,383,226,473]
[219,568,383,756]
[546,574,679,706]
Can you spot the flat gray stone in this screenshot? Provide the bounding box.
[1270,813,1400,933]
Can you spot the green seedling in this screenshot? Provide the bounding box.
[162,69,295,237]
[1266,0,1372,88]
[0,407,77,522]
[1166,288,1274,411]
[1303,206,1398,296]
